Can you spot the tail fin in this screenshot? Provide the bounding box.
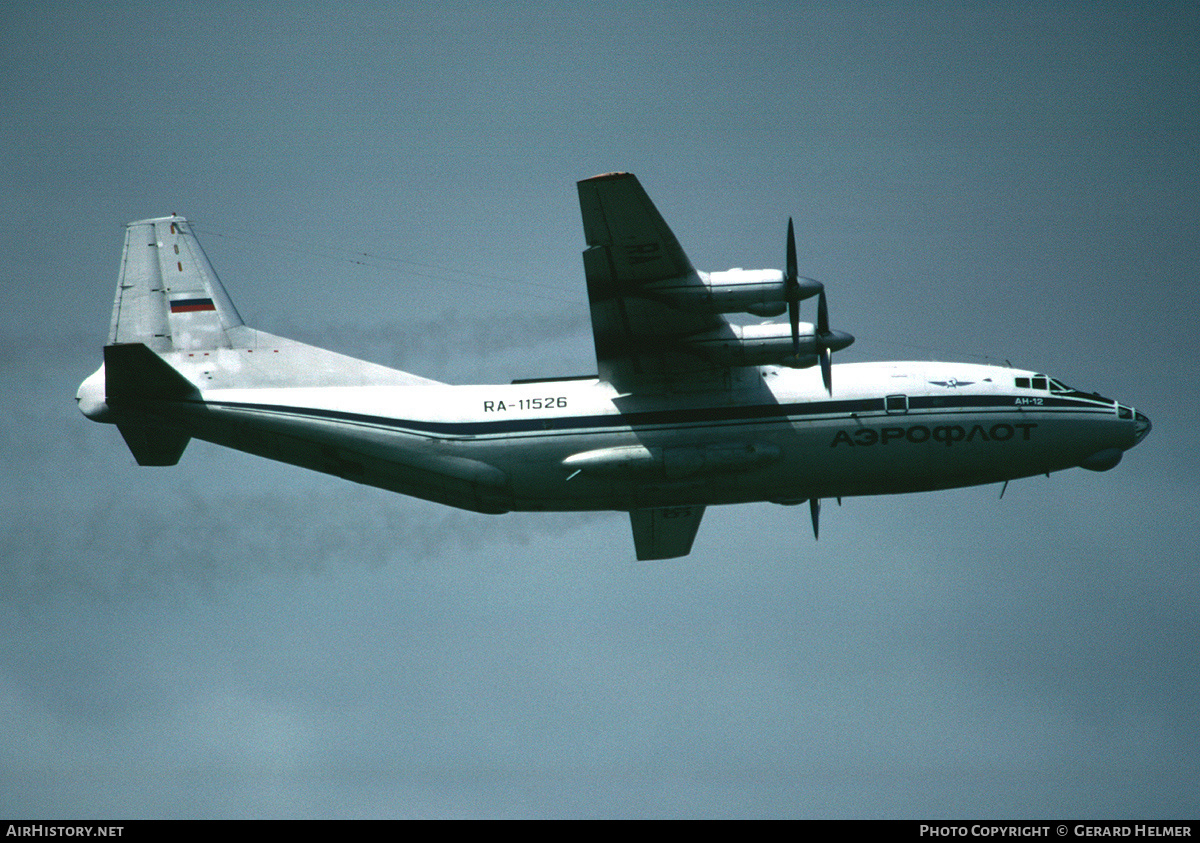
[85,214,446,464]
[109,215,243,352]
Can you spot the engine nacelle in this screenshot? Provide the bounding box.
[644,269,797,317]
[679,322,855,369]
[684,322,818,368]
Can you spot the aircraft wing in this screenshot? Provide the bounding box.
[577,173,732,393]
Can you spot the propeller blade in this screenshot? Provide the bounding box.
[789,301,800,356]
[817,289,833,393]
[786,218,797,283]
[809,497,820,539]
[786,219,800,355]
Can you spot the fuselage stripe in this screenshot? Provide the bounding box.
[197,393,1114,440]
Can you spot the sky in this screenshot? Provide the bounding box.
[2,0,1198,819]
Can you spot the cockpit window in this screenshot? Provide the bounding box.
[1016,374,1108,402]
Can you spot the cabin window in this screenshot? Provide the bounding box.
[885,394,908,414]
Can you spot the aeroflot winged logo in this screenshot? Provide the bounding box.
[76,173,1150,560]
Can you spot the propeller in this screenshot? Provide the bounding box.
[804,497,844,539]
[783,219,851,393]
[817,288,832,393]
[783,218,822,359]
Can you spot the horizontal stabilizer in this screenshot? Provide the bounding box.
[104,343,198,400]
[103,343,196,464]
[116,424,190,466]
[629,505,706,560]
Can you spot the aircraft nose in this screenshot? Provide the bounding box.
[1134,410,1152,445]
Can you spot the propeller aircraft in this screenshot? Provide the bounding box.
[78,173,1151,559]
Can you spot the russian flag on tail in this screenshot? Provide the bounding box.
[169,297,216,313]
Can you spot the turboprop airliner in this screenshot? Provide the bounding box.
[77,172,1151,559]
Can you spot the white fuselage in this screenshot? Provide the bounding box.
[90,359,1144,515]
[78,203,1151,558]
